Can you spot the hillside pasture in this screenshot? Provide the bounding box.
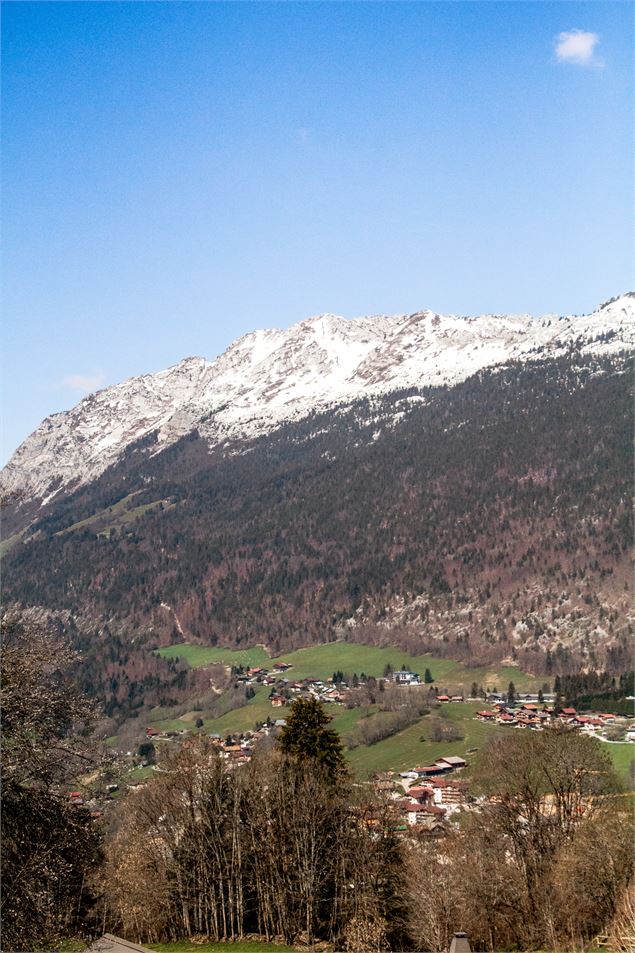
[157,640,543,692]
[156,643,270,669]
[345,701,503,776]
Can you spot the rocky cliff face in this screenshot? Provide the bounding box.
[3,294,633,506]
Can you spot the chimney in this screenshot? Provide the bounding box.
[449,932,471,953]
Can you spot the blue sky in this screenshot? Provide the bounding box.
[2,1,633,462]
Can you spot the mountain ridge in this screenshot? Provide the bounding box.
[3,293,634,507]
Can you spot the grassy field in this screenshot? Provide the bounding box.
[149,942,297,952]
[56,491,142,535]
[346,701,503,776]
[0,530,24,558]
[147,642,634,783]
[128,764,158,783]
[148,702,633,786]
[54,491,172,539]
[149,642,544,775]
[157,643,270,669]
[346,703,634,781]
[151,690,372,739]
[157,640,544,692]
[601,740,634,785]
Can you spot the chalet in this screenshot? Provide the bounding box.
[270,694,285,707]
[561,707,577,717]
[437,756,467,769]
[437,695,450,703]
[429,778,467,811]
[223,744,242,754]
[407,785,434,803]
[516,716,541,730]
[477,710,496,720]
[414,763,453,778]
[272,662,292,672]
[578,717,606,733]
[402,802,446,828]
[394,671,421,685]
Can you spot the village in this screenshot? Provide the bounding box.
[142,661,635,747]
[71,662,631,829]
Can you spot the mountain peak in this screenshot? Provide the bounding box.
[2,296,633,505]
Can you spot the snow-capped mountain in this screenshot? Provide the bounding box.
[3,294,634,505]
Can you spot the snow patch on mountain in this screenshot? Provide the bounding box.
[2,294,634,504]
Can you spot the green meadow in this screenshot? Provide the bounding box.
[601,741,634,785]
[157,643,270,669]
[156,640,543,691]
[346,701,503,777]
[152,642,632,783]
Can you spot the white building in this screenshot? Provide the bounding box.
[394,670,421,685]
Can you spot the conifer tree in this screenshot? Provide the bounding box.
[277,697,345,778]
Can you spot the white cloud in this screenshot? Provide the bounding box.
[61,372,105,393]
[555,30,603,67]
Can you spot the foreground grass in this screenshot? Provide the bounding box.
[149,942,298,952]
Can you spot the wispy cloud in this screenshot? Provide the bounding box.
[554,30,603,68]
[61,372,105,393]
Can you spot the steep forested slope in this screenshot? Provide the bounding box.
[3,351,632,715]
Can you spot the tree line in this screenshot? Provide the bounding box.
[2,607,633,952]
[100,709,634,953]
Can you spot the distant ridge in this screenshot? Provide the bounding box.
[2,294,633,506]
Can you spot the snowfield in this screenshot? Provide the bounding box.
[2,293,634,504]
